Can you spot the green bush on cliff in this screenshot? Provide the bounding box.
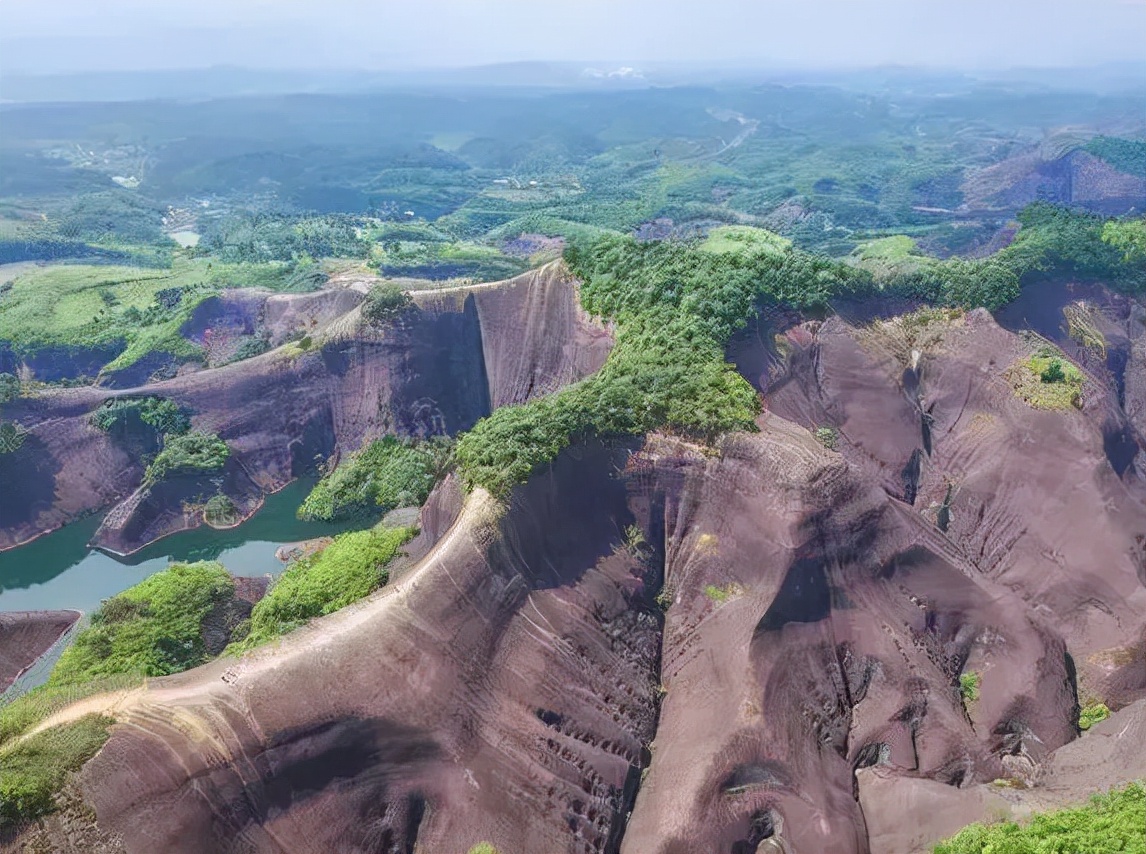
[144,431,229,483]
[0,373,20,404]
[1102,218,1146,264]
[298,435,448,522]
[361,282,414,325]
[0,421,28,454]
[933,782,1146,854]
[49,562,234,685]
[0,714,113,828]
[91,396,190,441]
[1079,702,1111,731]
[231,524,416,650]
[455,232,866,496]
[1085,136,1146,176]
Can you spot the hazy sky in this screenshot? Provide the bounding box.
[2,0,1144,74]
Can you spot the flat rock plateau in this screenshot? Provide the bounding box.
[3,265,1146,854]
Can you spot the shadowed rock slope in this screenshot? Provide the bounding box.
[6,287,1146,853]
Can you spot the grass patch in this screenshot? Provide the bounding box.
[0,258,326,372]
[850,235,928,279]
[229,524,416,651]
[49,562,234,686]
[933,782,1145,854]
[1063,302,1107,357]
[698,225,790,256]
[0,714,113,827]
[298,436,449,522]
[467,845,499,854]
[704,583,742,604]
[0,260,215,371]
[1010,350,1084,410]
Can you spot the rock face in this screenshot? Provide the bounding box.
[0,262,611,554]
[0,611,80,692]
[6,280,1146,853]
[961,147,1146,214]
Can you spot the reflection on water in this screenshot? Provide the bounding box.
[0,480,363,615]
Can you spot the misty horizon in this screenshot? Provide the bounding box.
[2,0,1145,76]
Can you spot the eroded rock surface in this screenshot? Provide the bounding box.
[0,611,79,692]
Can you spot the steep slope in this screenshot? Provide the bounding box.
[961,147,1146,215]
[13,443,662,854]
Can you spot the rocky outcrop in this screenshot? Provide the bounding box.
[961,148,1146,215]
[0,263,610,554]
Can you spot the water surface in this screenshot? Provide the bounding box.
[0,480,360,614]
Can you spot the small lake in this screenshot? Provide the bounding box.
[0,479,362,615]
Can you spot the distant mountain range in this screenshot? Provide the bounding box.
[3,61,1145,103]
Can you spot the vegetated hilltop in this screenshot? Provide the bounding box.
[2,204,1145,853]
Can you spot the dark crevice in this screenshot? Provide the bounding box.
[902,448,924,505]
[605,487,667,854]
[404,794,426,854]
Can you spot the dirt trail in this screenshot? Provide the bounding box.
[18,688,146,741]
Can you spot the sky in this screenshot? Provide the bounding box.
[1,0,1144,74]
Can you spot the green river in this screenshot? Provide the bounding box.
[0,480,360,615]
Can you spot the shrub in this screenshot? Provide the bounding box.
[940,260,1020,312]
[231,525,416,650]
[145,431,229,483]
[933,782,1145,854]
[230,333,271,362]
[959,672,981,702]
[204,494,239,527]
[1102,218,1146,264]
[298,436,448,522]
[0,372,19,404]
[457,232,869,496]
[814,426,839,450]
[468,845,499,854]
[91,396,190,440]
[1079,702,1111,731]
[49,562,234,685]
[0,421,27,454]
[0,714,113,827]
[1040,358,1066,384]
[361,282,414,325]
